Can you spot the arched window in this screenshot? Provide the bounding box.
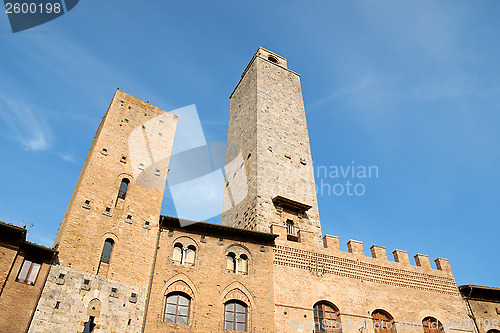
[227,252,237,273]
[238,254,248,275]
[422,317,444,333]
[313,302,342,332]
[164,292,190,325]
[117,178,130,200]
[172,243,183,264]
[487,330,500,333]
[100,239,114,264]
[184,245,196,265]
[268,55,279,64]
[172,243,196,266]
[372,310,396,333]
[224,300,247,331]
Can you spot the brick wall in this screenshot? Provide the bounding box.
[0,253,50,333]
[144,224,276,332]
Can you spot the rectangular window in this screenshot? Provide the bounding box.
[16,260,41,285]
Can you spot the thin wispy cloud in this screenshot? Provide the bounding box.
[58,152,76,163]
[309,75,400,111]
[0,96,52,151]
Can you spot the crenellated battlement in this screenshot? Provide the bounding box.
[270,224,454,278]
[325,235,452,273]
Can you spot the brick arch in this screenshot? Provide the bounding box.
[172,236,198,249]
[225,243,251,257]
[417,310,446,327]
[165,280,194,299]
[162,273,197,299]
[101,232,119,243]
[310,296,343,311]
[116,172,135,183]
[220,282,255,308]
[223,289,249,305]
[313,299,340,312]
[366,301,397,319]
[371,308,395,320]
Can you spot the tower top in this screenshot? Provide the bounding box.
[231,47,298,99]
[223,46,322,246]
[253,46,288,68]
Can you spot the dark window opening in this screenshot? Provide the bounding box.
[100,239,114,264]
[268,55,279,64]
[83,316,95,333]
[117,178,130,200]
[55,301,60,309]
[422,317,444,333]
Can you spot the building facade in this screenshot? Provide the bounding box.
[459,285,500,333]
[0,222,55,333]
[0,47,497,333]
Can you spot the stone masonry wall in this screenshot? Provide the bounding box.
[222,52,259,232]
[223,47,322,247]
[29,265,146,333]
[467,299,500,333]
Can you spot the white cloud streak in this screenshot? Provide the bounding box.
[0,96,52,151]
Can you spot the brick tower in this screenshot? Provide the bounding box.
[222,47,322,246]
[28,90,177,332]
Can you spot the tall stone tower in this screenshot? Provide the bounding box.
[29,90,177,333]
[222,47,322,246]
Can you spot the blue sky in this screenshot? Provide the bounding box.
[0,0,498,287]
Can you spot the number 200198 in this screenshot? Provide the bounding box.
[5,2,62,14]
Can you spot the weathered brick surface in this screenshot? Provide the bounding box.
[55,89,177,285]
[0,254,50,333]
[0,246,17,295]
[143,224,276,333]
[467,299,500,333]
[29,90,178,332]
[272,228,471,333]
